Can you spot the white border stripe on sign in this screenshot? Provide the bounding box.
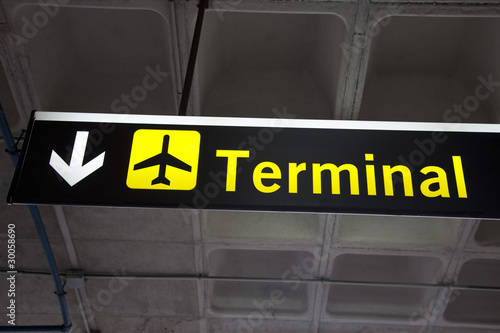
[34,111,500,133]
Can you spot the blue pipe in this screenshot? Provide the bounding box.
[0,105,18,166]
[0,106,72,333]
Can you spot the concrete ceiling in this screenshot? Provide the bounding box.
[0,0,500,332]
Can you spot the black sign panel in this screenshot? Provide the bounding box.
[7,111,500,218]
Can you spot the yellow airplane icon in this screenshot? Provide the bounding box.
[126,130,200,190]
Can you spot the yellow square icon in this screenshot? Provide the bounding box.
[126,129,200,190]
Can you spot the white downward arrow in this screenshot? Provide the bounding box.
[49,131,106,186]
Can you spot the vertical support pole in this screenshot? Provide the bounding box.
[178,0,209,116]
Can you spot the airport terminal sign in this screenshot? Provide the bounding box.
[7,111,500,218]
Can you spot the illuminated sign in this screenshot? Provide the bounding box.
[7,111,500,218]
